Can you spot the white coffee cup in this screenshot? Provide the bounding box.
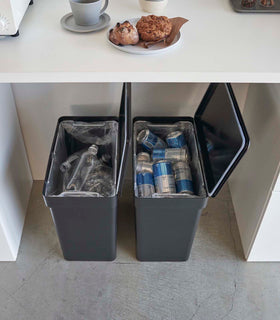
[138,0,168,14]
[69,0,109,26]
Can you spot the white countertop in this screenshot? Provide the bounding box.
[1,0,280,83]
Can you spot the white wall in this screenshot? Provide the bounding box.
[0,84,32,261]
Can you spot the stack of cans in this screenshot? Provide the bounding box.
[136,128,194,198]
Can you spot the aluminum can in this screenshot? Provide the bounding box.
[136,152,151,162]
[136,172,155,198]
[153,160,176,194]
[152,148,187,162]
[173,161,194,195]
[136,161,153,174]
[137,129,166,151]
[166,131,187,148]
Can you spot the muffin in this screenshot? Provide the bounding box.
[136,15,172,42]
[241,0,256,8]
[260,0,274,7]
[109,21,139,46]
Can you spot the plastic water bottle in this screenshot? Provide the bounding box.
[66,144,100,192]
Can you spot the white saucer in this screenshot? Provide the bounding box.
[61,13,110,33]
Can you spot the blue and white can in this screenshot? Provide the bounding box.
[166,131,187,148]
[136,161,153,174]
[152,148,187,162]
[173,161,194,195]
[136,152,151,162]
[136,172,155,198]
[153,160,176,194]
[137,129,166,151]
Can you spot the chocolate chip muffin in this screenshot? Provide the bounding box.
[136,15,172,42]
[109,21,139,46]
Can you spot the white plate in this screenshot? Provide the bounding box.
[107,18,181,55]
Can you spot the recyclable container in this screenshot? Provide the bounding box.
[133,83,249,261]
[43,83,131,261]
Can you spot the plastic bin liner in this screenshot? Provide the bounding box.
[45,120,118,198]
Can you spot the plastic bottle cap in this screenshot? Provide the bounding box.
[88,144,98,155]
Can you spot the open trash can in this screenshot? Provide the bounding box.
[43,83,131,261]
[133,83,249,261]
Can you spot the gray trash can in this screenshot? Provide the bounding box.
[133,83,249,261]
[43,83,131,261]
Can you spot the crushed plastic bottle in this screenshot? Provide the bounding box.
[66,145,100,192]
[59,144,115,197]
[60,149,85,190]
[60,149,84,173]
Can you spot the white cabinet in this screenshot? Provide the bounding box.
[0,84,32,261]
[0,81,278,262]
[229,83,280,261]
[248,191,280,261]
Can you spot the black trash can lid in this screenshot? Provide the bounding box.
[194,84,250,198]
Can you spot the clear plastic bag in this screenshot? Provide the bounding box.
[45,120,118,198]
[61,121,114,146]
